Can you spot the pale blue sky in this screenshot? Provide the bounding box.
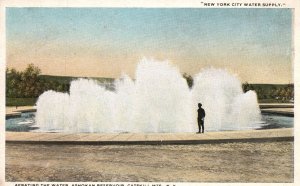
[6,8,293,83]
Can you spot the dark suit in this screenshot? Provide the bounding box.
[197,107,205,133]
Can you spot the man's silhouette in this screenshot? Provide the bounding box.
[197,103,205,133]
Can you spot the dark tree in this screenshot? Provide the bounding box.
[183,73,194,88]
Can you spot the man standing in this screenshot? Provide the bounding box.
[197,103,205,133]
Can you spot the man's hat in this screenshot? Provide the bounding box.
[198,103,202,107]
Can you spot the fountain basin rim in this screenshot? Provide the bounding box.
[5,128,293,145]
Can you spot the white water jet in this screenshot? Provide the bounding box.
[191,68,261,131]
[36,58,261,133]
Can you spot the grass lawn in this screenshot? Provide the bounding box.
[6,97,292,107]
[258,99,293,103]
[6,98,37,106]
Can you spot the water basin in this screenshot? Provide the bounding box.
[5,112,294,132]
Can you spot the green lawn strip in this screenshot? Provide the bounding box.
[6,98,38,106]
[6,97,292,107]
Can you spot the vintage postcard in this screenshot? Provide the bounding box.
[0,0,299,185]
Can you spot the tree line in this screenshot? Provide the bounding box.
[242,82,294,102]
[6,64,294,103]
[6,64,69,98]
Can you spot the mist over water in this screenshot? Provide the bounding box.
[36,58,261,133]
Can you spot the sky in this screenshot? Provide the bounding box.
[6,8,293,83]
